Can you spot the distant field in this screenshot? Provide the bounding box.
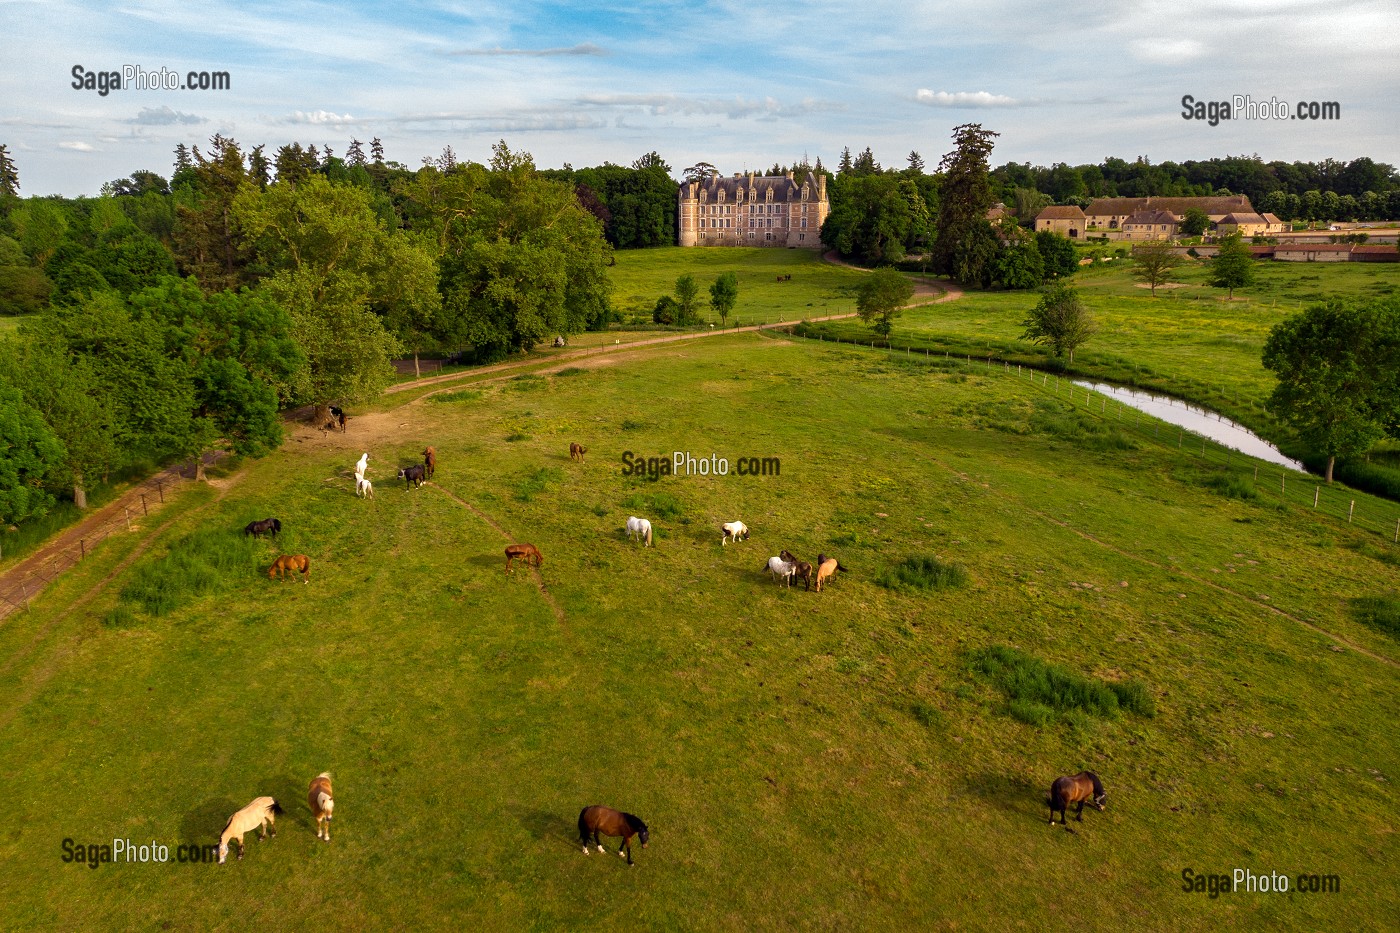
[0,315,28,336]
[1,334,1396,929]
[606,247,869,325]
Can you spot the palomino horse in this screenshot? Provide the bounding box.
[244,518,281,539]
[781,550,813,590]
[269,555,311,583]
[398,464,426,489]
[218,797,283,863]
[816,554,849,573]
[569,442,587,462]
[505,543,543,574]
[813,557,841,592]
[308,773,334,842]
[766,555,795,586]
[626,516,653,547]
[721,521,750,545]
[356,476,374,499]
[1049,772,1106,826]
[422,446,436,479]
[578,805,649,866]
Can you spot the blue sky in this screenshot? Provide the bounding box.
[4,0,1398,196]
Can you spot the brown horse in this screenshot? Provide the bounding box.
[505,543,543,574]
[781,550,813,590]
[308,773,334,842]
[269,555,311,584]
[578,805,649,865]
[569,442,587,462]
[422,446,436,479]
[1049,771,1106,826]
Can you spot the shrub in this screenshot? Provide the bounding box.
[971,645,1154,725]
[427,390,481,404]
[513,467,562,502]
[1204,473,1260,500]
[877,555,967,592]
[1351,594,1400,638]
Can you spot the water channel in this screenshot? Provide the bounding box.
[1072,380,1307,473]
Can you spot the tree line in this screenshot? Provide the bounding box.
[0,136,617,525]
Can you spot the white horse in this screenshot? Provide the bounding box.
[218,797,283,863]
[766,555,795,586]
[721,521,750,545]
[354,452,368,480]
[356,476,374,499]
[308,773,334,842]
[626,516,653,547]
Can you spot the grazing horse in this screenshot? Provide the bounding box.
[816,553,850,573]
[626,516,653,547]
[269,555,311,584]
[308,773,334,842]
[354,453,369,480]
[721,521,750,545]
[578,806,649,866]
[422,446,436,479]
[217,797,283,864]
[355,476,374,499]
[243,518,281,539]
[813,557,840,592]
[766,555,795,586]
[781,550,814,590]
[1049,772,1106,826]
[398,464,427,489]
[569,442,587,462]
[505,543,543,574]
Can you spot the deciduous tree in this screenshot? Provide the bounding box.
[1131,240,1182,296]
[1020,281,1095,363]
[856,267,914,339]
[932,123,1000,286]
[1209,233,1255,299]
[709,271,738,324]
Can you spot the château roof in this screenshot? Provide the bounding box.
[1123,210,1179,225]
[1036,205,1086,220]
[682,172,821,203]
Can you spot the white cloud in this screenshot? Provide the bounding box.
[915,89,1019,108]
[1128,38,1208,64]
[446,43,608,57]
[59,141,96,152]
[129,106,207,126]
[283,110,359,125]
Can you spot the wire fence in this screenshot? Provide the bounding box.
[0,471,190,623]
[786,327,1400,548]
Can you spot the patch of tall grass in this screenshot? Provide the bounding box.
[1350,594,1400,638]
[877,555,967,592]
[115,529,263,619]
[971,645,1155,723]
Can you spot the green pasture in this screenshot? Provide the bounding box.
[605,247,868,325]
[1,334,1396,929]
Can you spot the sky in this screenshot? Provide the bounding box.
[3,0,1398,196]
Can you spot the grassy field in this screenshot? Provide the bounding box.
[1,333,1396,929]
[606,247,869,325]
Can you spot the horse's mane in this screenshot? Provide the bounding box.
[1085,772,1103,796]
[623,812,648,833]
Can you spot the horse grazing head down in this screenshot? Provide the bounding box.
[1048,771,1106,825]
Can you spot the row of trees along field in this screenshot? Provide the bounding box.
[0,137,618,525]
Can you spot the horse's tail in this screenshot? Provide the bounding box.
[577,808,591,841]
[645,524,653,546]
[271,799,284,815]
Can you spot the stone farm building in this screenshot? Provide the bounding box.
[1037,196,1288,241]
[678,172,829,247]
[1034,205,1086,238]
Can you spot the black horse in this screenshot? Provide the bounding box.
[1049,771,1106,826]
[578,806,649,865]
[398,464,427,489]
[244,518,282,539]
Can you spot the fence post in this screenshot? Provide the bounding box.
[1348,500,1355,523]
[1395,517,1399,543]
[81,539,86,559]
[141,494,148,516]
[1253,466,1258,481]
[125,508,131,531]
[158,480,164,503]
[1281,474,1285,496]
[1178,429,1183,449]
[1314,487,1320,508]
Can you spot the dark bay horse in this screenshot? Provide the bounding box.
[1049,771,1106,825]
[781,550,813,590]
[505,543,542,574]
[578,806,649,865]
[422,446,436,479]
[244,518,281,539]
[398,464,426,489]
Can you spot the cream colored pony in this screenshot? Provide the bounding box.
[308,773,334,842]
[356,476,374,498]
[217,797,283,863]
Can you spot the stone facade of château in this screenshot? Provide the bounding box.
[678,172,829,248]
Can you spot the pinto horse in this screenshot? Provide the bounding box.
[1049,771,1106,826]
[308,773,334,842]
[422,446,436,479]
[269,555,311,583]
[398,464,427,489]
[626,516,653,547]
[578,806,649,866]
[244,518,281,539]
[721,521,750,545]
[505,543,543,574]
[218,797,283,864]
